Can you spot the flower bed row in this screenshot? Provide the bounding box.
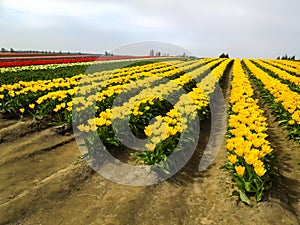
[252,59,300,92]
[0,58,134,74]
[73,58,226,128]
[0,54,96,61]
[0,56,155,68]
[223,59,277,205]
[1,59,209,117]
[74,58,231,164]
[262,59,300,77]
[0,57,178,86]
[243,59,300,142]
[275,59,300,70]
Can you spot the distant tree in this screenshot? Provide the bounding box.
[219,53,229,58]
[155,51,161,57]
[279,54,296,60]
[1,48,7,52]
[281,54,287,59]
[10,48,14,52]
[149,49,154,56]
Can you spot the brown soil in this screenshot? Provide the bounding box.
[0,67,299,225]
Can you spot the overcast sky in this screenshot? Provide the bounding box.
[0,0,299,58]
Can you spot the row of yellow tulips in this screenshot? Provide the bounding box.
[262,59,300,77]
[275,59,300,69]
[224,59,277,204]
[76,58,225,132]
[244,59,300,125]
[252,59,300,87]
[71,59,221,116]
[75,58,231,164]
[243,59,300,142]
[1,59,203,115]
[141,59,233,152]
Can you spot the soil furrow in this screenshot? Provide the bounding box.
[0,163,93,225]
[0,140,80,205]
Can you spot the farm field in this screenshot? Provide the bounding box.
[0,54,154,68]
[0,56,299,224]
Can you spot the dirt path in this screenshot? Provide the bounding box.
[0,66,299,225]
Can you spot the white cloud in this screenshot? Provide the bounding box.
[128,16,172,29]
[1,0,130,19]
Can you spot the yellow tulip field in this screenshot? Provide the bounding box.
[0,56,299,223]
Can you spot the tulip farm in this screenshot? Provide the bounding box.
[0,55,299,224]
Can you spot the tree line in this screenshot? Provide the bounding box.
[276,54,296,60]
[0,48,82,55]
